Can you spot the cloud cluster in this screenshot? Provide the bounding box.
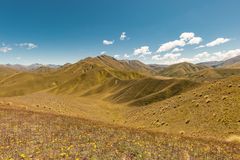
[17,43,38,50]
[152,53,181,61]
[124,54,130,58]
[206,38,230,47]
[157,32,202,53]
[196,38,230,49]
[101,31,234,65]
[0,46,12,53]
[171,48,184,53]
[114,54,120,59]
[133,46,152,56]
[152,49,240,65]
[120,32,127,41]
[103,40,114,45]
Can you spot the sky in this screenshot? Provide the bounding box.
[0,0,240,65]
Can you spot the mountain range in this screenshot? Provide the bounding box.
[0,54,240,141]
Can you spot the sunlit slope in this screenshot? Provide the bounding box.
[224,62,240,69]
[0,55,146,97]
[83,77,198,106]
[186,68,240,82]
[158,62,208,77]
[63,55,155,76]
[0,66,19,81]
[127,76,240,138]
[0,72,59,97]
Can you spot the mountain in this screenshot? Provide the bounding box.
[0,55,146,97]
[197,61,223,67]
[221,55,240,68]
[158,62,208,77]
[0,55,198,106]
[80,55,155,75]
[148,64,168,72]
[197,55,240,68]
[186,68,240,82]
[3,63,61,71]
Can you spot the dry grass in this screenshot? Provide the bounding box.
[0,107,239,160]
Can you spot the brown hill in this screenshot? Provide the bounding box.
[186,68,240,82]
[0,66,19,81]
[126,76,240,139]
[83,77,198,106]
[0,55,146,97]
[158,62,208,77]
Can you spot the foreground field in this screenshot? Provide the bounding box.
[0,107,239,159]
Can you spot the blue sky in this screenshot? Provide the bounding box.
[0,0,240,65]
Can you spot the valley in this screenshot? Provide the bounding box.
[0,55,240,159]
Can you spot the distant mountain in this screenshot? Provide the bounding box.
[0,55,198,106]
[221,55,240,68]
[197,61,223,67]
[158,62,208,77]
[148,64,168,72]
[3,63,61,71]
[197,55,240,68]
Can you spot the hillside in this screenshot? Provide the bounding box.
[224,62,240,68]
[186,68,240,82]
[198,55,240,68]
[0,107,238,159]
[73,55,155,75]
[83,77,198,106]
[126,76,240,139]
[0,55,147,97]
[220,55,240,68]
[0,55,240,142]
[0,66,19,81]
[158,62,208,77]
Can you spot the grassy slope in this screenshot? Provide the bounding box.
[158,62,208,77]
[82,77,198,106]
[185,68,240,82]
[0,107,239,159]
[125,76,240,139]
[0,72,59,97]
[0,66,18,81]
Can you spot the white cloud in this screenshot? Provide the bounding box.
[0,46,12,53]
[188,37,202,45]
[195,52,210,59]
[196,38,230,49]
[152,55,161,61]
[180,32,195,41]
[120,32,127,41]
[103,40,114,45]
[157,32,203,53]
[157,40,185,53]
[17,43,38,50]
[123,54,130,58]
[206,38,230,47]
[133,46,152,56]
[16,57,21,60]
[195,45,205,49]
[172,48,184,53]
[100,51,106,55]
[151,49,240,65]
[114,54,120,59]
[212,49,240,61]
[152,53,181,61]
